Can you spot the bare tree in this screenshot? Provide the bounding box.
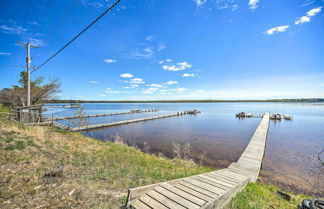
[71,106,88,129]
[0,71,60,107]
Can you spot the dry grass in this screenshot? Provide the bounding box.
[0,118,212,209]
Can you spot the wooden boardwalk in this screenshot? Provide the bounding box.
[52,109,158,121]
[126,113,270,209]
[67,111,198,131]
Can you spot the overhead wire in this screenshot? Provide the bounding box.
[32,0,123,73]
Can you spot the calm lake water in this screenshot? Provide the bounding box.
[45,102,324,196]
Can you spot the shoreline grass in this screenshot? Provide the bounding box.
[0,118,212,208]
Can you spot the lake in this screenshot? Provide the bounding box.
[44,102,324,196]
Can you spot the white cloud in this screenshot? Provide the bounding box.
[295,16,310,25]
[104,59,116,63]
[89,80,98,84]
[248,0,259,10]
[120,73,133,78]
[164,81,178,85]
[196,90,207,93]
[176,88,187,93]
[125,78,145,84]
[158,87,188,94]
[141,88,159,94]
[123,84,139,89]
[147,84,165,88]
[99,94,106,97]
[194,0,207,7]
[182,73,197,77]
[162,62,192,71]
[307,7,322,16]
[266,25,289,35]
[105,88,127,94]
[295,7,322,25]
[158,59,172,64]
[0,52,10,55]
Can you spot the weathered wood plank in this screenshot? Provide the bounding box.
[147,190,186,209]
[183,179,225,195]
[178,181,219,198]
[174,184,215,202]
[139,195,169,209]
[160,183,206,206]
[131,199,152,209]
[199,174,234,188]
[195,176,231,190]
[154,186,201,209]
[205,172,241,184]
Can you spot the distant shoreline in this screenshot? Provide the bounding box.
[45,98,324,103]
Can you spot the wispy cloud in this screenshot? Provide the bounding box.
[307,7,322,16]
[248,0,259,10]
[80,0,103,8]
[123,84,139,89]
[130,47,153,59]
[157,43,166,51]
[196,90,207,93]
[162,62,192,71]
[120,73,133,78]
[295,7,322,25]
[164,81,178,85]
[0,52,10,55]
[145,35,155,41]
[194,0,207,7]
[266,25,289,35]
[125,78,145,84]
[302,0,315,7]
[89,80,98,84]
[182,73,197,77]
[0,24,26,34]
[147,83,165,88]
[104,59,116,63]
[105,88,128,94]
[29,38,44,46]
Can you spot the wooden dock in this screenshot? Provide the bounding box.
[61,111,200,131]
[126,112,270,209]
[52,109,158,121]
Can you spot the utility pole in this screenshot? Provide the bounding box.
[16,41,39,106]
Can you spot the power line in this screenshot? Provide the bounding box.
[33,0,123,73]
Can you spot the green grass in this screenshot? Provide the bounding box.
[227,182,310,209]
[0,117,212,208]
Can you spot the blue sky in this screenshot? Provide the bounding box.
[1,0,324,100]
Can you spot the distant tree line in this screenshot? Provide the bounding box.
[45,98,324,104]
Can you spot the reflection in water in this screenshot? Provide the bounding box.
[46,102,324,196]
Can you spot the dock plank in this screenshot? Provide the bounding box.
[154,186,201,209]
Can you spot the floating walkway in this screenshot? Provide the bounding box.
[52,109,158,121]
[126,113,270,209]
[57,110,200,132]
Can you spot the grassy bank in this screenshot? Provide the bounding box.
[0,118,212,208]
[227,182,309,209]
